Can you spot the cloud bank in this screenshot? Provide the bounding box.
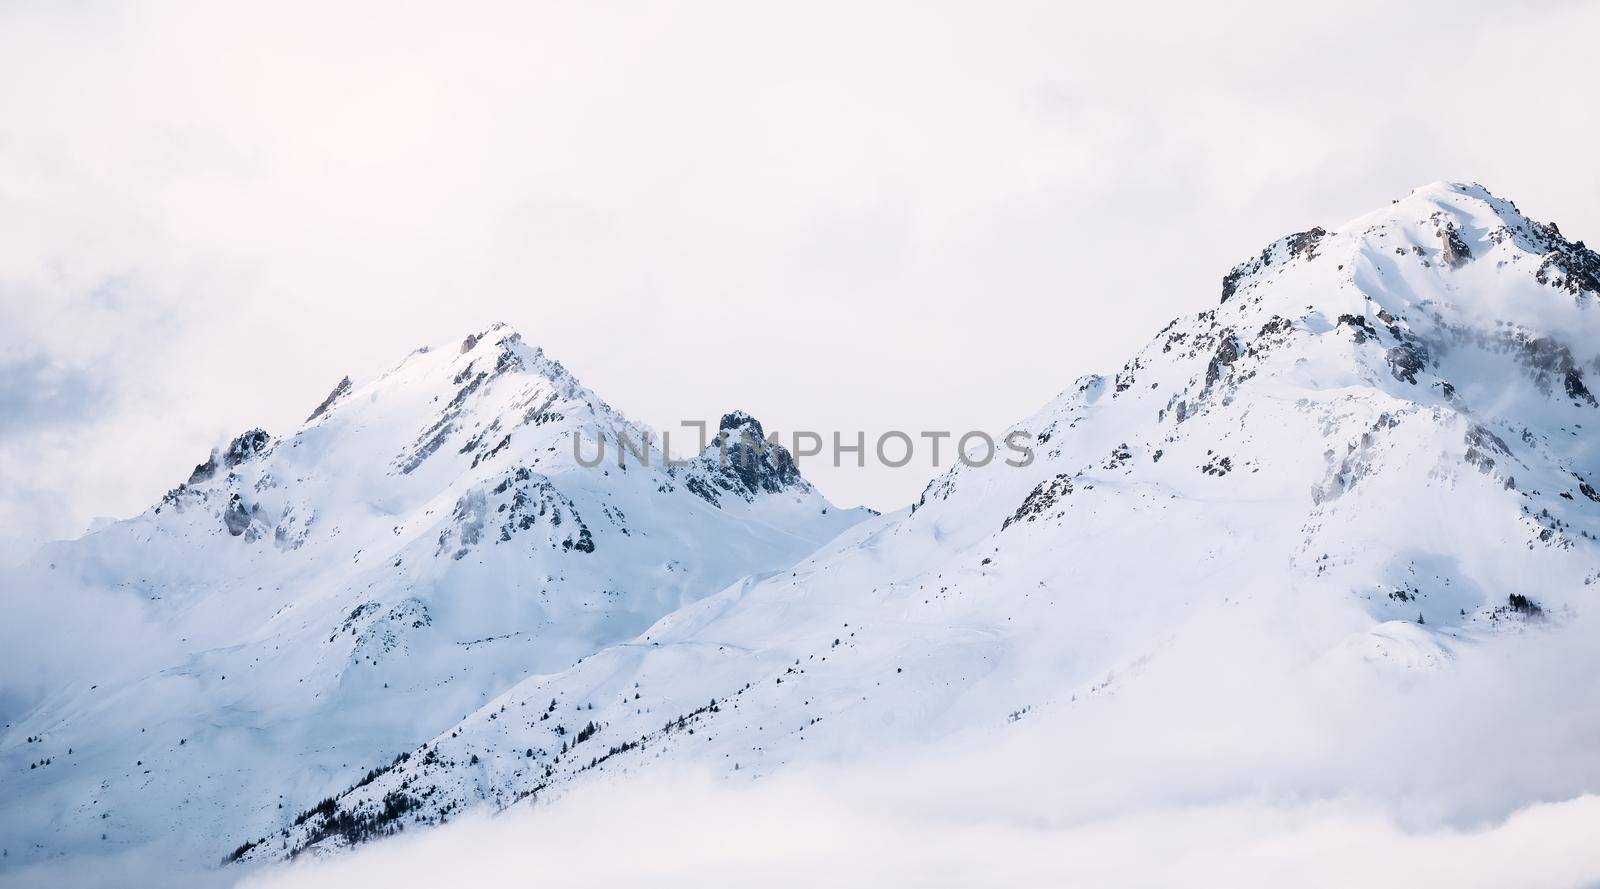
[215,603,1600,889]
[234,775,1600,889]
[233,612,1600,888]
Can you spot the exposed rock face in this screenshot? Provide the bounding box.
[1002,473,1073,529]
[1385,340,1428,384]
[223,493,253,537]
[1441,222,1472,268]
[1521,220,1600,300]
[306,376,353,422]
[714,411,802,492]
[224,429,272,467]
[186,456,218,485]
[1285,226,1326,260]
[1204,333,1240,388]
[1220,227,1325,303]
[185,428,272,485]
[435,466,596,560]
[677,411,807,505]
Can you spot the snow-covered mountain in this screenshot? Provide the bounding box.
[0,325,869,866]
[8,181,1600,881]
[233,182,1600,863]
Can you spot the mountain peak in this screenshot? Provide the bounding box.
[1217,181,1599,321]
[458,321,516,354]
[668,410,808,506]
[12,315,871,868]
[718,410,765,437]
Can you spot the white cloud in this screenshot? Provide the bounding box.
[233,601,1600,889]
[218,605,1600,889]
[233,774,1600,889]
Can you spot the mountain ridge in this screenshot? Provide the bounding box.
[235,180,1600,863]
[6,181,1600,874]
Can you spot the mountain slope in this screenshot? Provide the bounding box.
[254,182,1600,861]
[0,325,869,866]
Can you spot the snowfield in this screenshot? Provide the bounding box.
[6,182,1600,887]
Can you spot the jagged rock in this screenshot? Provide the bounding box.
[1441,223,1472,268]
[223,493,252,536]
[186,429,271,485]
[1220,265,1248,304]
[1463,424,1512,476]
[1336,314,1379,343]
[1204,333,1239,387]
[224,429,271,467]
[1385,342,1428,384]
[1221,227,1325,303]
[1285,226,1326,260]
[1531,223,1600,299]
[1002,474,1074,529]
[187,455,218,485]
[306,376,353,422]
[677,411,805,502]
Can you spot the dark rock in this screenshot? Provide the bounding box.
[1200,454,1233,476]
[1532,227,1600,299]
[1335,314,1379,344]
[1440,223,1472,268]
[683,412,803,500]
[1564,367,1596,407]
[224,429,272,467]
[1464,424,1512,476]
[719,411,764,437]
[1220,228,1324,303]
[1003,474,1074,530]
[188,428,271,484]
[1386,342,1428,385]
[187,455,219,485]
[684,475,721,508]
[223,494,252,536]
[1205,333,1240,388]
[1284,227,1326,260]
[306,377,352,423]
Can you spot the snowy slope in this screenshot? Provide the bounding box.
[0,325,869,867]
[248,182,1600,863]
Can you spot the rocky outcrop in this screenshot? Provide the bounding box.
[677,412,806,505]
[1003,474,1074,529]
[187,429,272,485]
[223,493,254,537]
[1440,222,1472,268]
[1220,227,1325,303]
[224,429,272,467]
[306,376,352,422]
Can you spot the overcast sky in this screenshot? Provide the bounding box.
[3,0,1598,562]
